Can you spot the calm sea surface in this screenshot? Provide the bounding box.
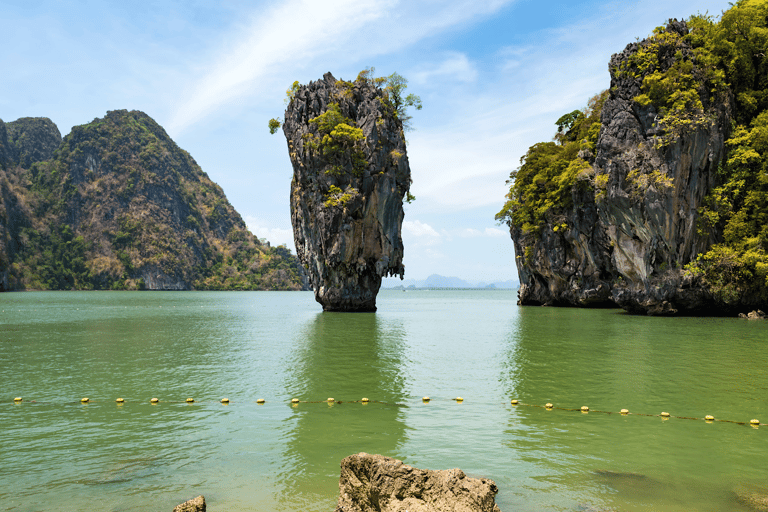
[1,290,767,511]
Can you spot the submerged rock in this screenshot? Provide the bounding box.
[735,490,768,511]
[173,495,205,512]
[282,73,411,312]
[334,452,501,512]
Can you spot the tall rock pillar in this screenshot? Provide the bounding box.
[282,73,411,312]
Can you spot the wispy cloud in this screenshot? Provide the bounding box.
[412,53,478,85]
[166,0,514,133]
[166,0,389,133]
[403,219,441,242]
[244,215,295,251]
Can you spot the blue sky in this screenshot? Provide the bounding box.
[1,0,730,284]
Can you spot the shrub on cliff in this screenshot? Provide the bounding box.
[495,91,606,234]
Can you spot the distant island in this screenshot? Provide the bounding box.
[382,274,518,290]
[0,111,308,291]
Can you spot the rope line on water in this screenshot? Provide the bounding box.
[7,396,763,428]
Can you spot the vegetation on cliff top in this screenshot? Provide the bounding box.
[271,69,419,205]
[494,91,606,234]
[0,110,306,291]
[498,0,768,306]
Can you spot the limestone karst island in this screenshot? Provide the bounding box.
[0,111,308,291]
[274,71,414,312]
[497,7,768,317]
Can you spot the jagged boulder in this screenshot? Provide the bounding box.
[282,73,411,311]
[173,495,205,512]
[335,453,501,512]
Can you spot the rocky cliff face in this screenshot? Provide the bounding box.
[0,117,61,290]
[282,73,411,311]
[0,110,308,291]
[513,21,732,315]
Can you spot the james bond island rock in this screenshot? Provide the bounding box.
[335,453,501,512]
[0,110,308,291]
[499,8,768,316]
[282,73,412,312]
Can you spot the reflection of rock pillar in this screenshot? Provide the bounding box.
[276,313,408,508]
[283,72,411,312]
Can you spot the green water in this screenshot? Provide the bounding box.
[1,290,767,511]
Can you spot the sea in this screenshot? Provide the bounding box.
[1,290,767,511]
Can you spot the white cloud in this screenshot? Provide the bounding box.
[403,219,441,240]
[166,0,514,133]
[244,215,295,251]
[413,53,478,85]
[166,0,389,133]
[485,227,508,237]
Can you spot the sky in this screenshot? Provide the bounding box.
[1,0,731,285]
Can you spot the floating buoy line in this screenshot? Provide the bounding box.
[6,396,763,428]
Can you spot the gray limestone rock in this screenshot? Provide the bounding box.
[335,453,501,512]
[282,73,411,311]
[512,20,736,315]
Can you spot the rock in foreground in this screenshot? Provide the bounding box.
[283,73,411,311]
[335,453,501,512]
[173,495,205,512]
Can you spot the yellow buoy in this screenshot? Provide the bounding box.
[750,419,760,425]
[186,398,194,403]
[221,398,230,404]
[661,411,670,417]
[620,409,629,415]
[545,403,553,409]
[13,397,22,402]
[705,415,714,421]
[116,398,125,403]
[291,398,300,403]
[327,397,335,402]
[455,397,464,402]
[81,397,89,403]
[581,406,589,412]
[361,397,370,403]
[422,396,430,402]
[511,399,519,405]
[150,397,159,403]
[256,398,265,404]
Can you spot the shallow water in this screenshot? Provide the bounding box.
[1,290,766,511]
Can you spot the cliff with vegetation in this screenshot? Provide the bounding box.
[0,110,308,291]
[281,72,412,311]
[498,1,768,316]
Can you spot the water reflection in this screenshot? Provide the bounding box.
[500,306,768,512]
[276,312,409,511]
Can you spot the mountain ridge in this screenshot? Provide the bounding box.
[0,110,308,291]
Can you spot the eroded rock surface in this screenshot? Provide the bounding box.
[335,452,501,512]
[514,20,732,315]
[283,73,411,311]
[173,495,205,512]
